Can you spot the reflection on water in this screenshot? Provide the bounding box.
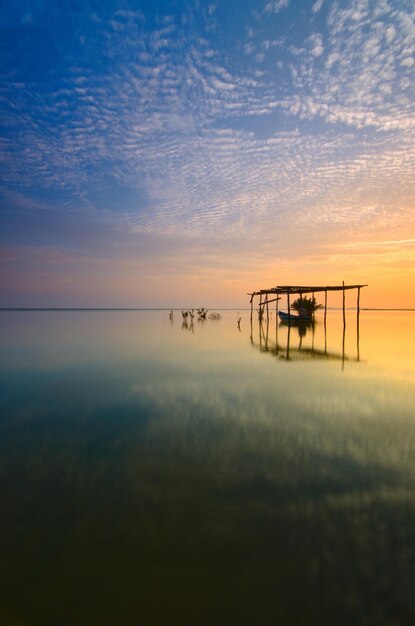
[0,310,415,626]
[251,312,360,366]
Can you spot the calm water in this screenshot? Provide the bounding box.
[1,309,414,626]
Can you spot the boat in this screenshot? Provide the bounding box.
[278,311,312,323]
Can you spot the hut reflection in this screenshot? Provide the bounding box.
[250,313,361,367]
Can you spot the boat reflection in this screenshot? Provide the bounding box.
[251,313,361,368]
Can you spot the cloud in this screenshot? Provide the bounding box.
[264,0,290,14]
[351,239,415,247]
[1,0,414,249]
[0,245,83,264]
[308,33,324,57]
[312,0,324,14]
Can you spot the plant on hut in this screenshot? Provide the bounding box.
[290,296,322,316]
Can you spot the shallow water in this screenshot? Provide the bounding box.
[1,309,414,626]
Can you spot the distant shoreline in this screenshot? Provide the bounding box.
[1,307,414,312]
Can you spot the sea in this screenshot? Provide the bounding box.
[1,309,414,626]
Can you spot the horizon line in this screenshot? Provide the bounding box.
[1,307,415,312]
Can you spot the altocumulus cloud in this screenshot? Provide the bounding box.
[0,0,414,303]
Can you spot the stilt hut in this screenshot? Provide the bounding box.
[248,283,367,325]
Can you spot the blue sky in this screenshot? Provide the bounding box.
[1,0,414,307]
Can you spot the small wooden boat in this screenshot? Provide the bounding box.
[278,311,311,323]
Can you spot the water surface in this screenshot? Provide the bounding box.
[1,310,414,626]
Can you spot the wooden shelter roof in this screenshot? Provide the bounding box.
[249,284,367,300]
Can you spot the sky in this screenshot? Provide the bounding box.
[0,0,414,308]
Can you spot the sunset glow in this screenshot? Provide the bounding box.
[1,0,414,308]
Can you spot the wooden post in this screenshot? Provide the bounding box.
[342,281,346,328]
[250,295,253,321]
[357,286,361,362]
[259,315,263,348]
[259,293,262,321]
[276,305,279,355]
[287,290,291,322]
[261,318,266,344]
[266,294,269,321]
[312,319,315,351]
[324,290,327,324]
[342,323,346,371]
[324,314,327,354]
[265,314,269,350]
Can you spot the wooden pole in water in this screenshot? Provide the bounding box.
[342,281,346,328]
[287,290,291,322]
[324,314,327,354]
[356,286,361,362]
[324,290,327,324]
[342,323,346,371]
[266,294,269,321]
[250,314,253,345]
[276,303,279,355]
[286,323,291,360]
[312,318,315,351]
[250,295,253,321]
[265,314,269,350]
